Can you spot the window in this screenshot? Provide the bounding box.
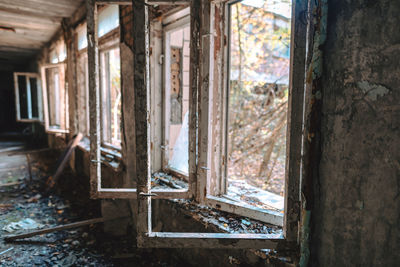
[50,40,67,64]
[77,52,90,136]
[200,0,293,224]
[98,5,119,37]
[87,0,307,251]
[100,47,121,147]
[13,73,42,122]
[77,23,88,51]
[41,63,69,133]
[150,9,191,178]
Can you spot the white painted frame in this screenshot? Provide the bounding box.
[13,72,43,122]
[99,44,122,149]
[89,0,308,252]
[40,63,69,134]
[88,0,194,199]
[161,13,191,177]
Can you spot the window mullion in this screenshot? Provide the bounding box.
[132,0,152,245]
[87,0,102,198]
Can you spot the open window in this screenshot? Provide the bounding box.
[150,7,191,180]
[13,72,42,122]
[41,63,69,133]
[88,0,308,252]
[199,0,294,226]
[100,46,121,148]
[87,1,193,199]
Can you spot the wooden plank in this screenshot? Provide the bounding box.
[140,232,285,249]
[283,0,308,243]
[46,133,83,189]
[87,0,101,198]
[4,217,106,242]
[132,0,152,246]
[0,182,22,188]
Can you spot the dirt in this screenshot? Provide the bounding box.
[0,140,182,267]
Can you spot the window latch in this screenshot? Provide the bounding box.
[159,54,164,65]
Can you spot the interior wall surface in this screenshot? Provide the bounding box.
[311,0,400,266]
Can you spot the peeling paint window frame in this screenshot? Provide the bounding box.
[154,9,191,179]
[198,0,292,227]
[136,0,305,250]
[88,0,306,252]
[87,1,193,199]
[99,43,122,149]
[13,72,43,123]
[40,63,69,134]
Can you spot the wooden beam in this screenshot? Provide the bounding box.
[133,0,152,246]
[87,0,101,198]
[46,133,83,189]
[4,218,106,242]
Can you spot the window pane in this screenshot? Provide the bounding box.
[166,24,190,175]
[18,75,28,119]
[100,48,121,147]
[227,0,291,210]
[30,77,39,118]
[78,25,88,50]
[98,5,119,38]
[46,68,62,128]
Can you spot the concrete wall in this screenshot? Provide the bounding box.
[311,0,400,266]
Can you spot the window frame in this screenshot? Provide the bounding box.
[40,63,69,134]
[88,0,308,251]
[13,72,43,123]
[76,49,91,136]
[87,0,193,199]
[161,11,191,178]
[99,43,122,149]
[197,0,294,226]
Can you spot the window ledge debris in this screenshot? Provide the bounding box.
[77,137,122,171]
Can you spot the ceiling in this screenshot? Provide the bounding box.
[0,0,84,71]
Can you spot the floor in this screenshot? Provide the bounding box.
[0,139,180,266]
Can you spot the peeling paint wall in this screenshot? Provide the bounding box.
[311,0,400,266]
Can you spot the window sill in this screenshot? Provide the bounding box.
[77,137,122,172]
[160,199,292,263]
[151,171,283,226]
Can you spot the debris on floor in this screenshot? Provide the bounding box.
[0,140,184,266]
[2,218,43,233]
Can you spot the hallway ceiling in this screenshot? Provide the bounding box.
[0,0,84,71]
